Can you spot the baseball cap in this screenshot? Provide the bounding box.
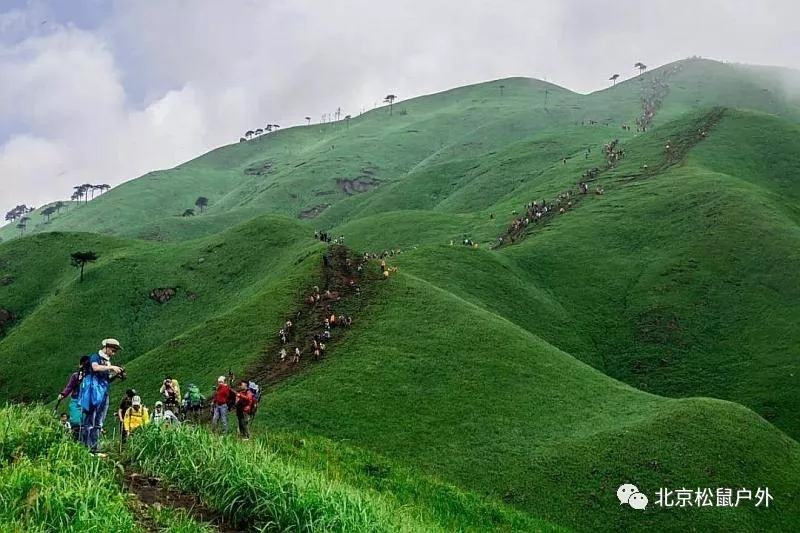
[217,376,226,383]
[132,395,142,406]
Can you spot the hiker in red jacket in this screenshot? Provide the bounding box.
[211,376,232,435]
[235,380,255,440]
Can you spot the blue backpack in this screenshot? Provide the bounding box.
[78,358,108,410]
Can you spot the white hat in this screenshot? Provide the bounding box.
[155,401,163,407]
[132,395,142,406]
[102,338,122,350]
[217,376,226,383]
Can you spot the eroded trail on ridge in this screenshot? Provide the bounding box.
[495,107,726,248]
[247,243,380,387]
[124,470,239,532]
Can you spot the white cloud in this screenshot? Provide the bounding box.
[1,0,799,217]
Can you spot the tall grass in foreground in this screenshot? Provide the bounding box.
[0,405,140,532]
[0,404,66,463]
[126,424,441,532]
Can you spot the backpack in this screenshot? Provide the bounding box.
[78,355,107,410]
[186,384,202,406]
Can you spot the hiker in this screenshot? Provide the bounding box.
[247,381,261,418]
[59,412,71,433]
[79,338,125,456]
[160,376,180,412]
[235,380,255,440]
[280,347,287,361]
[117,389,137,444]
[182,383,205,421]
[152,401,180,427]
[56,355,90,441]
[211,376,232,435]
[292,346,301,363]
[123,395,150,436]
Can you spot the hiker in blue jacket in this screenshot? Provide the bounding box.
[79,338,125,456]
[55,355,90,441]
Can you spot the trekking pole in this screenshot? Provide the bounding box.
[51,397,63,418]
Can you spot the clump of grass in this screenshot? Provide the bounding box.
[126,425,439,532]
[0,404,67,463]
[146,505,215,533]
[0,406,139,532]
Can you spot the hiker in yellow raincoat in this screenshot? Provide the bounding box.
[123,395,150,436]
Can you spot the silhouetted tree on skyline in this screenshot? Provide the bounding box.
[383,94,397,115]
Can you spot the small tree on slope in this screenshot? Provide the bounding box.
[70,251,98,282]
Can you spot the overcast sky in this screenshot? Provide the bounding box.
[1,0,798,217]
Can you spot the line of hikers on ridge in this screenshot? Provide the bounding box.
[55,338,262,456]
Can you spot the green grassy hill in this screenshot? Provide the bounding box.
[3,58,798,244]
[2,57,800,531]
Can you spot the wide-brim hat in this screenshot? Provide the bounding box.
[102,338,122,350]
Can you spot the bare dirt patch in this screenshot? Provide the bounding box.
[335,177,380,195]
[125,472,238,533]
[243,159,275,177]
[150,287,177,304]
[335,166,380,195]
[298,204,330,219]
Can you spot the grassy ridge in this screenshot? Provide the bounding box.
[262,271,800,532]
[0,215,321,403]
[4,59,798,245]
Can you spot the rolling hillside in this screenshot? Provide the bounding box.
[1,57,799,532]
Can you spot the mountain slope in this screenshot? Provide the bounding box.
[263,271,800,532]
[1,58,800,532]
[4,59,799,244]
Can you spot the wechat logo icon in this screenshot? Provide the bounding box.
[618,483,648,510]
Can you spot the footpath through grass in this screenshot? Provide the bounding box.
[125,423,565,532]
[0,405,212,532]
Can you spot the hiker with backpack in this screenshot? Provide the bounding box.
[152,401,180,426]
[234,380,255,440]
[160,376,181,412]
[247,381,261,418]
[182,383,206,422]
[55,355,90,441]
[79,338,125,456]
[117,389,137,444]
[211,376,232,435]
[123,395,150,436]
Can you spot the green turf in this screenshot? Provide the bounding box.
[1,58,799,531]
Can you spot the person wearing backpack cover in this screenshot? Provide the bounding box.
[55,355,90,441]
[79,338,125,456]
[182,383,205,422]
